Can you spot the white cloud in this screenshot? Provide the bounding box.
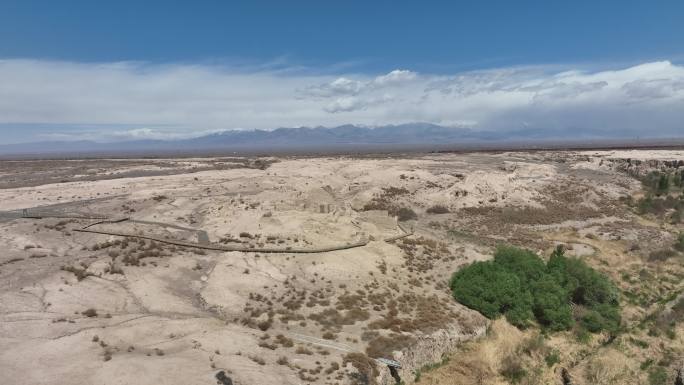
[324,94,395,113]
[371,69,417,86]
[34,126,228,142]
[302,77,365,97]
[622,78,684,100]
[0,59,683,142]
[324,96,366,113]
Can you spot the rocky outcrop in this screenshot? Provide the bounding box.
[376,317,489,385]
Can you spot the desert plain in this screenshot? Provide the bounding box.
[0,149,683,385]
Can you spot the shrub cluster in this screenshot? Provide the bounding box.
[636,170,684,223]
[426,205,450,214]
[642,170,684,195]
[449,245,620,333]
[637,194,684,217]
[675,233,684,252]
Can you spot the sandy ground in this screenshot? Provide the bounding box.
[0,150,682,385]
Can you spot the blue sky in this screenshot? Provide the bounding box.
[0,1,683,143]
[2,1,683,71]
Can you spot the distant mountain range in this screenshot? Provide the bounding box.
[0,123,681,156]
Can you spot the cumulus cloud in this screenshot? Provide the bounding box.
[371,69,417,86]
[531,81,608,102]
[622,78,684,100]
[0,59,683,143]
[323,94,395,113]
[302,77,365,97]
[324,96,366,113]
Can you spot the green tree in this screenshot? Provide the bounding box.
[494,245,547,283]
[559,257,619,307]
[531,275,573,331]
[450,262,525,319]
[657,174,670,194]
[637,195,655,214]
[450,245,620,334]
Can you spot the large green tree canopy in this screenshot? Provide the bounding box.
[450,246,620,333]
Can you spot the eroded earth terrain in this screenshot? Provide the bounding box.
[1,150,682,385]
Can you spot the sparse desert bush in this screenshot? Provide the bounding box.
[500,355,526,383]
[675,233,684,252]
[381,186,410,197]
[219,236,241,244]
[648,366,668,385]
[426,205,450,214]
[121,253,140,266]
[256,319,272,331]
[275,334,294,347]
[545,350,560,367]
[295,346,313,355]
[61,265,94,281]
[395,207,417,221]
[324,361,340,374]
[105,261,124,275]
[641,170,683,195]
[81,308,98,317]
[450,245,620,333]
[258,341,277,350]
[322,331,337,340]
[365,333,415,359]
[363,201,417,221]
[635,180,684,217]
[362,186,417,221]
[648,248,676,261]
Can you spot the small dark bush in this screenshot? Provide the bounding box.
[395,207,417,221]
[675,233,684,252]
[426,205,450,214]
[648,248,677,262]
[295,347,313,355]
[545,351,560,367]
[648,366,668,385]
[500,355,527,383]
[61,265,94,281]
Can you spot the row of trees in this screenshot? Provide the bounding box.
[450,246,621,333]
[637,171,684,223]
[643,170,684,195]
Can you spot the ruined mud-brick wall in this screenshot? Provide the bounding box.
[605,158,684,178]
[376,320,489,385]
